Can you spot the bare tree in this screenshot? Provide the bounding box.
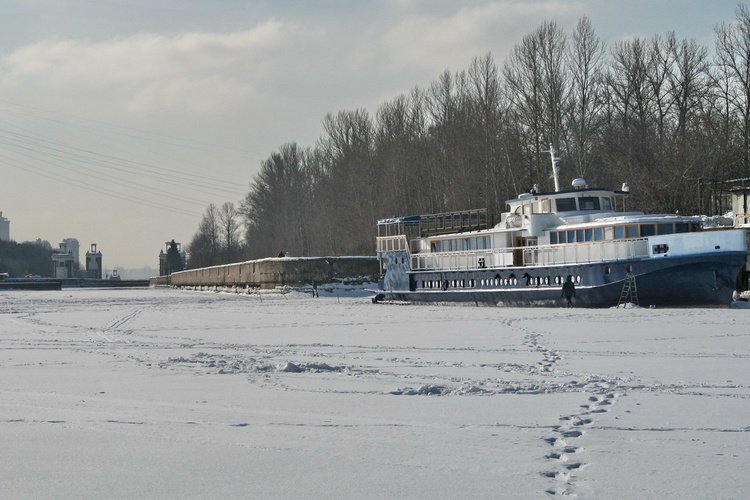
[566,16,606,178]
[317,109,376,255]
[468,53,508,211]
[714,4,750,173]
[503,20,569,190]
[241,143,313,258]
[186,203,221,268]
[218,202,240,263]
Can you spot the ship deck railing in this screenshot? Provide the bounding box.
[408,238,650,271]
[377,209,490,239]
[377,235,409,253]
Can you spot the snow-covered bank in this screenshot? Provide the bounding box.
[1,288,749,498]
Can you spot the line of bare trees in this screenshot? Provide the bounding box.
[187,7,750,267]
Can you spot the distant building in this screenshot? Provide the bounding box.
[159,240,186,276]
[0,211,9,241]
[85,243,103,279]
[52,238,80,278]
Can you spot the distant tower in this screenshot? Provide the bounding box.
[60,238,80,266]
[85,243,103,279]
[159,240,186,275]
[0,211,9,241]
[52,238,80,278]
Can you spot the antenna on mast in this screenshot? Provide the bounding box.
[544,144,562,192]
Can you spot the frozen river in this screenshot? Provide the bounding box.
[1,288,749,498]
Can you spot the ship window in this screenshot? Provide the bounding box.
[594,227,603,241]
[675,222,689,233]
[527,238,538,246]
[657,223,674,235]
[558,231,566,243]
[556,198,577,211]
[640,224,656,236]
[603,197,613,210]
[579,197,600,210]
[567,230,575,242]
[626,225,638,238]
[576,229,584,242]
[550,232,558,244]
[604,227,614,240]
[614,226,625,239]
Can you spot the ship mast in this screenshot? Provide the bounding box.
[545,144,562,192]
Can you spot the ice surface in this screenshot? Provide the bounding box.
[1,288,749,498]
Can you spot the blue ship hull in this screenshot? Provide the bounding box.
[377,253,746,308]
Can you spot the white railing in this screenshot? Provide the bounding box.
[409,238,650,271]
[376,235,409,253]
[523,238,649,266]
[411,251,513,271]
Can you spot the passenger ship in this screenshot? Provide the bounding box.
[375,148,748,307]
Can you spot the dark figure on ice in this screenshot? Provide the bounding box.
[312,281,319,298]
[562,276,576,307]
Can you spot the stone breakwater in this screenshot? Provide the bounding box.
[150,256,379,290]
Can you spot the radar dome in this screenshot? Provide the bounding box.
[571,178,588,189]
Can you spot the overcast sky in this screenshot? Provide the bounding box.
[0,0,743,270]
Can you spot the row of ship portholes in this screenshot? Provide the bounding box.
[421,274,583,290]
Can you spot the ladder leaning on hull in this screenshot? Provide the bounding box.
[618,273,639,307]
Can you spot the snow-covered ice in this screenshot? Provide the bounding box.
[1,288,749,499]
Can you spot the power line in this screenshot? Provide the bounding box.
[0,99,261,161]
[0,130,246,200]
[0,126,247,197]
[0,156,204,218]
